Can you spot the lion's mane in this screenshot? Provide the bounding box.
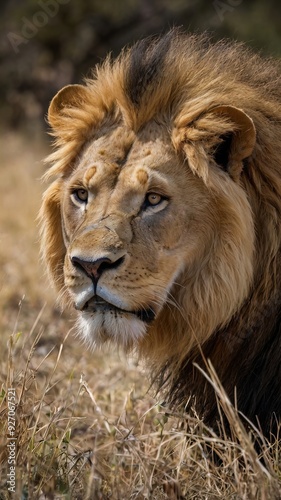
[41,29,281,434]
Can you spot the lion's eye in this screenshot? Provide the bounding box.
[72,189,88,204]
[142,192,169,214]
[146,193,163,206]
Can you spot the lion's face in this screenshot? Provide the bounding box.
[61,122,214,349]
[41,39,257,359]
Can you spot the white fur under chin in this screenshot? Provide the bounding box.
[76,310,148,350]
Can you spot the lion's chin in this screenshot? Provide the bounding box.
[76,310,148,350]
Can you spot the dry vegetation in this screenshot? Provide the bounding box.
[0,131,281,499]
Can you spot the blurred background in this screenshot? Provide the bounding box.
[0,0,281,326]
[1,0,281,132]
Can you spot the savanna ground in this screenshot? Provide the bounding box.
[0,129,281,499]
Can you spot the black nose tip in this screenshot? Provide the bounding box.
[71,255,124,282]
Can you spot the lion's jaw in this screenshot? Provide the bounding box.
[60,123,254,353]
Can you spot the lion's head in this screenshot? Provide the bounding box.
[41,30,281,433]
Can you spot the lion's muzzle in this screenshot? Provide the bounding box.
[71,254,125,284]
[70,254,156,324]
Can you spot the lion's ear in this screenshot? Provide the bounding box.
[211,105,256,177]
[173,105,256,183]
[48,84,92,133]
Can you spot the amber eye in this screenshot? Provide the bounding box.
[146,193,162,206]
[72,188,88,203]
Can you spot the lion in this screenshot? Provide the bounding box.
[40,29,281,435]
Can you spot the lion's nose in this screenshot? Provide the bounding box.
[71,255,125,283]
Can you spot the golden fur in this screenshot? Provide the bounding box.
[40,30,281,433]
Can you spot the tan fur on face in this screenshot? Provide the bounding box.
[84,166,97,186]
[136,169,148,185]
[40,30,281,431]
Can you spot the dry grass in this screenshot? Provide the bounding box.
[0,130,280,499]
